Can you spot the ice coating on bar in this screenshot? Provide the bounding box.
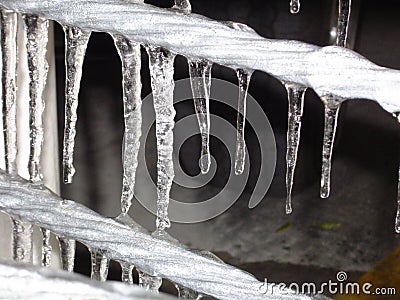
[188,59,212,174]
[284,84,306,213]
[62,26,91,184]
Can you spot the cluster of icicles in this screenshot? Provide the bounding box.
[1,0,399,298]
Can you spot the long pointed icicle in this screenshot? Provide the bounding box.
[90,249,109,282]
[235,69,252,175]
[320,96,342,198]
[23,14,52,267]
[1,9,33,264]
[319,0,352,199]
[393,113,400,233]
[284,84,306,214]
[289,0,300,14]
[113,35,142,215]
[147,46,176,233]
[62,26,91,184]
[188,59,212,174]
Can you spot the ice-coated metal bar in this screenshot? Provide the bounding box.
[0,259,174,299]
[0,172,327,300]
[0,0,399,114]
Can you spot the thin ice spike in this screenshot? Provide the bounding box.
[62,26,91,184]
[113,35,142,215]
[188,59,212,174]
[320,96,341,198]
[284,84,306,214]
[336,0,352,47]
[290,0,300,14]
[11,218,33,263]
[58,237,76,272]
[393,112,400,233]
[235,69,252,175]
[147,46,176,232]
[23,14,51,267]
[90,249,109,282]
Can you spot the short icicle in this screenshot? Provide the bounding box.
[23,14,52,267]
[289,0,300,14]
[284,83,306,214]
[62,26,91,184]
[188,59,212,174]
[234,69,252,175]
[320,96,342,199]
[58,237,76,272]
[1,9,34,264]
[90,249,109,282]
[113,34,142,215]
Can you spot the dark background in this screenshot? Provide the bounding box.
[52,0,400,297]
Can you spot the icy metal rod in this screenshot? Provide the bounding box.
[0,172,320,300]
[0,260,174,300]
[0,0,399,114]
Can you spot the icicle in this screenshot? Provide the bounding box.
[23,14,51,266]
[320,95,342,199]
[41,228,52,267]
[188,59,212,174]
[0,9,33,264]
[90,249,109,282]
[112,35,142,214]
[1,9,18,176]
[234,69,252,175]
[147,46,175,233]
[57,237,76,272]
[173,0,192,13]
[138,270,162,293]
[284,83,306,214]
[11,218,33,263]
[336,0,352,47]
[120,261,134,285]
[393,112,400,233]
[290,0,300,14]
[62,26,91,184]
[175,285,201,299]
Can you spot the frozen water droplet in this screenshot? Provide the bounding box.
[235,69,252,175]
[147,46,176,232]
[62,26,91,184]
[320,95,342,199]
[290,0,300,14]
[284,83,306,214]
[188,59,212,174]
[112,35,142,214]
[336,0,352,47]
[89,249,109,282]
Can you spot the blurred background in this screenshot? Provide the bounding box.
[51,0,400,297]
